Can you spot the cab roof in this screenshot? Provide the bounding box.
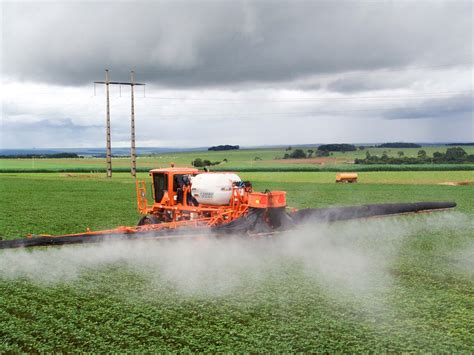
[149,167,199,174]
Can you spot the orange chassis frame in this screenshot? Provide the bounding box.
[26,169,286,240]
[135,168,287,234]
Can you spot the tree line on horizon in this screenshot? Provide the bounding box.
[355,147,474,164]
[0,153,82,159]
[208,145,239,151]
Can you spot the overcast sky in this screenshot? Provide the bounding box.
[1,0,473,149]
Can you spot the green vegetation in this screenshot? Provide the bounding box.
[191,158,221,167]
[216,165,474,172]
[283,148,307,159]
[0,152,82,159]
[0,171,473,351]
[317,144,357,152]
[1,145,474,172]
[243,171,473,186]
[1,164,473,174]
[280,147,331,159]
[208,144,239,151]
[356,147,474,165]
[446,142,474,146]
[376,142,421,148]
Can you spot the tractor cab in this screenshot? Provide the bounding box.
[149,167,199,206]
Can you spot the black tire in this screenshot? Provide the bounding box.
[137,215,161,226]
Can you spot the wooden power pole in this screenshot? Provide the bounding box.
[95,70,145,178]
[130,70,137,177]
[105,69,112,177]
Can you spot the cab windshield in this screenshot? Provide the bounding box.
[152,173,168,202]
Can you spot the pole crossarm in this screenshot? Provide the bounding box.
[94,81,145,86]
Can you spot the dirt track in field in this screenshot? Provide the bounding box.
[438,181,474,186]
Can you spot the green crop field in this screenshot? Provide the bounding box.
[0,171,473,351]
[1,145,473,172]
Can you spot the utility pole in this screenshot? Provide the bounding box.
[105,69,112,177]
[130,70,137,177]
[94,70,145,178]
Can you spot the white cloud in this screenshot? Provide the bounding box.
[1,0,472,148]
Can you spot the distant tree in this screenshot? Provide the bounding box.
[317,144,357,152]
[307,149,314,158]
[359,146,365,150]
[223,158,228,162]
[283,153,290,159]
[254,156,262,161]
[290,149,307,159]
[417,150,427,159]
[445,147,467,161]
[446,143,474,146]
[356,146,471,165]
[0,152,80,159]
[286,146,292,151]
[208,145,239,151]
[192,158,203,167]
[377,142,421,148]
[203,159,212,166]
[316,150,330,157]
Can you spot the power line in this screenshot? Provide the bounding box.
[140,90,473,103]
[9,91,471,114]
[130,100,474,119]
[11,90,472,105]
[5,100,471,122]
[134,60,474,76]
[9,92,472,117]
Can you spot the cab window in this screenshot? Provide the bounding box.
[153,173,168,202]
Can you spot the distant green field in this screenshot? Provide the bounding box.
[0,171,472,352]
[1,145,473,172]
[244,171,474,185]
[0,171,471,238]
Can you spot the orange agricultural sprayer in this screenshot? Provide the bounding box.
[0,167,456,249]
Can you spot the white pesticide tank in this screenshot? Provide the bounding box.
[190,173,242,205]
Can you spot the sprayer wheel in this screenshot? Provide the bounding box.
[137,215,161,226]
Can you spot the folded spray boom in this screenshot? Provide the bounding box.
[0,201,456,250]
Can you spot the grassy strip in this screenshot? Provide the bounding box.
[214,164,474,172]
[1,164,473,173]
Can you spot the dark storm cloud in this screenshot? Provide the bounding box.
[2,117,102,130]
[1,118,104,148]
[2,0,472,88]
[327,73,409,93]
[383,94,474,120]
